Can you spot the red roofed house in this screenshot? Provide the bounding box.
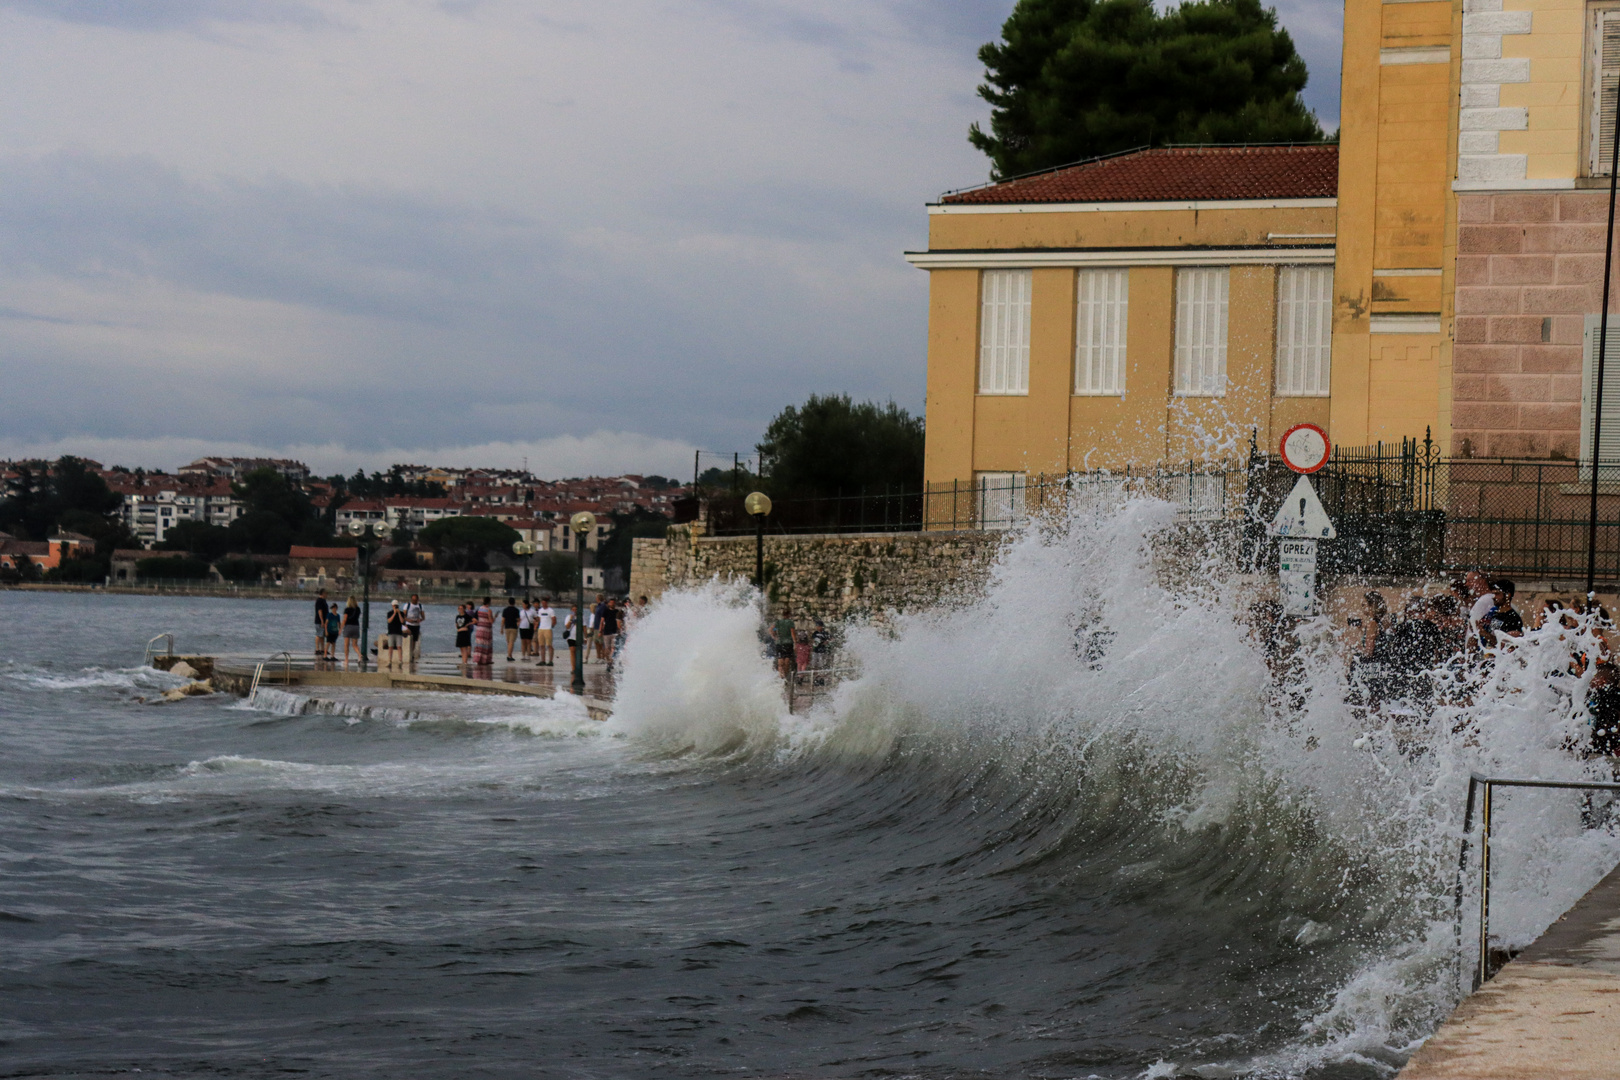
[906,144,1341,522]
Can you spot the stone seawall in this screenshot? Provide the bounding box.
[631,526,1006,619]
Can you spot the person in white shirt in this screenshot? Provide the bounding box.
[403,594,426,661]
[518,600,535,660]
[535,597,556,667]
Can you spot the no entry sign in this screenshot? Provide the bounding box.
[1279,423,1331,474]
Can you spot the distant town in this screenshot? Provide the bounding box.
[0,454,701,593]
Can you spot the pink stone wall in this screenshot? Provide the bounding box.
[1453,191,1613,459]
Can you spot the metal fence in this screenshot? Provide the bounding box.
[702,434,1620,584]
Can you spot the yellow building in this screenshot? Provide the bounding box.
[912,0,1620,505]
[906,144,1343,505]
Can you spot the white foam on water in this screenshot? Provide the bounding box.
[1,663,183,692]
[606,487,1620,1077]
[240,686,600,738]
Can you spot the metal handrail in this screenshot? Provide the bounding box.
[1457,772,1620,989]
[247,650,296,699]
[142,633,175,665]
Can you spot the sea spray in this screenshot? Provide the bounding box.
[609,486,1620,1076]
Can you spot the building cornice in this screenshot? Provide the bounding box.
[926,197,1337,215]
[902,245,1336,269]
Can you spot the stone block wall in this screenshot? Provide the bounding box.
[1454,190,1609,459]
[631,525,1007,619]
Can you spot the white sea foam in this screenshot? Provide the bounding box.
[242,685,600,738]
[1,663,182,692]
[607,487,1620,1077]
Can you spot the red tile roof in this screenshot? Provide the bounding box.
[941,145,1338,206]
[288,546,359,560]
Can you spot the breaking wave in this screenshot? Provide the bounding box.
[608,490,1620,1077]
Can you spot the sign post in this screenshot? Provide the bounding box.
[1270,425,1336,616]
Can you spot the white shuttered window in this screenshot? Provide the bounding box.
[1591,9,1620,176]
[979,269,1032,395]
[1175,268,1229,396]
[974,472,1027,528]
[1583,316,1620,472]
[1074,269,1129,395]
[1275,266,1333,396]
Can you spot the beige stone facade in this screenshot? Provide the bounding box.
[1454,190,1610,458]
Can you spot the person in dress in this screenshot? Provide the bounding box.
[472,596,496,667]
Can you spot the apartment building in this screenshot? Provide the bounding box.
[909,0,1550,496]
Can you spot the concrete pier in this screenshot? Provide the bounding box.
[1399,862,1620,1079]
[154,652,616,720]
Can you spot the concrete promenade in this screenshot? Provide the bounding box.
[158,651,617,720]
[1399,862,1620,1078]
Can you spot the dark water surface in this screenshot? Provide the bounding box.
[1,593,1398,1078]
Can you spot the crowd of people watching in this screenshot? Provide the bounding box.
[1329,571,1619,754]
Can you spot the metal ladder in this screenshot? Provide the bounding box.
[247,651,296,700]
[142,633,175,666]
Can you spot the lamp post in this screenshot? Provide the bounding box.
[569,511,596,695]
[744,491,771,591]
[348,519,384,671]
[1589,73,1620,596]
[512,539,536,595]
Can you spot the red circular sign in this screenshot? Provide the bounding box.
[1279,423,1331,473]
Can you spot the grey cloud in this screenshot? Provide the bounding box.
[0,0,327,30]
[654,179,911,244]
[0,150,927,454]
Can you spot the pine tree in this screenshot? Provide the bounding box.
[969,0,1324,180]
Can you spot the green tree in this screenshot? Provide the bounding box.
[969,0,1323,180]
[0,457,124,543]
[756,395,925,497]
[157,520,233,561]
[597,511,670,589]
[535,551,579,597]
[135,555,213,580]
[214,557,265,583]
[417,516,521,572]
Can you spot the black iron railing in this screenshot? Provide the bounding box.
[698,435,1620,583]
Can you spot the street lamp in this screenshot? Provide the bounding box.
[512,539,536,594]
[744,491,771,591]
[348,518,385,671]
[569,511,596,695]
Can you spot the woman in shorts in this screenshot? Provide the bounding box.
[341,595,362,664]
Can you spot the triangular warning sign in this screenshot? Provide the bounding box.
[1268,474,1336,539]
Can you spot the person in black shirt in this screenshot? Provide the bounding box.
[384,602,405,667]
[501,598,521,662]
[1485,580,1523,641]
[314,590,331,659]
[454,602,473,664]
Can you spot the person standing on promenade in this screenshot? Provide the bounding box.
[314,589,331,659]
[591,593,609,661]
[384,601,405,667]
[599,597,621,672]
[771,606,797,682]
[454,602,473,664]
[324,604,342,660]
[341,595,362,664]
[563,603,582,673]
[501,597,521,662]
[472,597,496,667]
[518,599,535,660]
[404,594,426,661]
[535,596,555,666]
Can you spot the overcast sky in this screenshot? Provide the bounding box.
[0,0,1342,479]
